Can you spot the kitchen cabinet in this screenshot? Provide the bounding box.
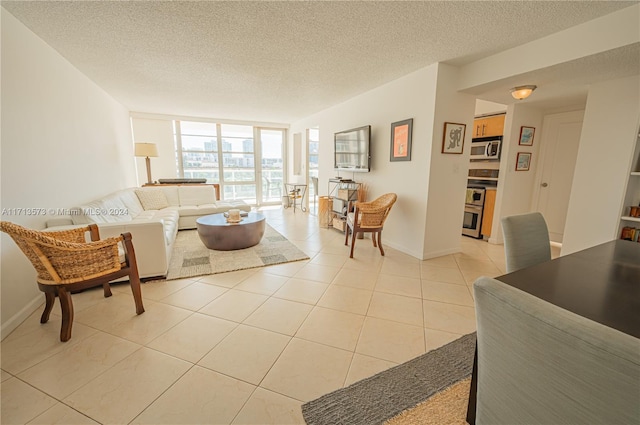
[481,189,497,237]
[473,114,505,138]
[619,129,640,240]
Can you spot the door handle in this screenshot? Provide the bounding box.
[541,182,549,187]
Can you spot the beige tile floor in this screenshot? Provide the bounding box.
[0,207,560,424]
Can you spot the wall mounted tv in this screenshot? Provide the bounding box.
[334,125,371,172]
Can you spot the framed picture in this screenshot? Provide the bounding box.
[442,122,466,154]
[516,152,532,171]
[519,126,535,146]
[390,119,413,161]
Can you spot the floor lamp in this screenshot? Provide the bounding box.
[135,142,158,185]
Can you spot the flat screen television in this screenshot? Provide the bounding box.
[334,125,371,172]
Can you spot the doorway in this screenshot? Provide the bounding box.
[535,110,584,243]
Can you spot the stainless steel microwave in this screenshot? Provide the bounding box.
[470,137,501,161]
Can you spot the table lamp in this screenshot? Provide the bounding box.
[134,142,158,185]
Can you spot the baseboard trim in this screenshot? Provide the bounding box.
[383,241,423,260]
[1,294,42,341]
[421,247,462,260]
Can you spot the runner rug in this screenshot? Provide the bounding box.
[165,225,309,280]
[302,333,476,425]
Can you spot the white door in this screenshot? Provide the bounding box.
[535,110,584,243]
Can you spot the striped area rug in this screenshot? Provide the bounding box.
[302,333,476,425]
[164,225,309,280]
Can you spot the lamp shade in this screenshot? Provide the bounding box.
[134,142,158,157]
[510,85,537,100]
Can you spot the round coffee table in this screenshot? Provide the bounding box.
[196,212,266,251]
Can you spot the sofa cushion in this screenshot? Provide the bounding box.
[71,192,132,224]
[135,189,169,210]
[157,186,180,206]
[118,189,145,217]
[178,186,216,206]
[177,205,220,217]
[215,200,252,212]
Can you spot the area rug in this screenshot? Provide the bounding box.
[165,225,309,280]
[302,332,476,425]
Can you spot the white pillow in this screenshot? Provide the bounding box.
[135,189,169,210]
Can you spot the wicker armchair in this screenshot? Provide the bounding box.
[0,221,144,342]
[344,193,397,258]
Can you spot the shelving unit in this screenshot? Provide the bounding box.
[327,178,362,232]
[619,129,640,241]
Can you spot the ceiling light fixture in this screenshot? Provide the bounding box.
[510,85,537,100]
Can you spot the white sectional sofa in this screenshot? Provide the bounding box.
[46,184,251,279]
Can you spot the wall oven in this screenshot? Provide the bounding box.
[462,187,485,238]
[470,137,502,161]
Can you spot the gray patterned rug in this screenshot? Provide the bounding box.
[302,332,476,425]
[165,225,309,280]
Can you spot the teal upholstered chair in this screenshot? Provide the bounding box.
[501,212,551,273]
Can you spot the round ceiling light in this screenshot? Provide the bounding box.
[510,85,537,100]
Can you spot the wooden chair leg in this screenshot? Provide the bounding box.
[102,282,112,298]
[344,225,350,246]
[349,229,357,258]
[372,232,378,248]
[40,292,55,324]
[129,271,145,316]
[58,287,73,342]
[378,232,385,256]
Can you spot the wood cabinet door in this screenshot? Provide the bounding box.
[473,118,487,138]
[484,115,505,137]
[473,115,505,138]
[481,189,497,237]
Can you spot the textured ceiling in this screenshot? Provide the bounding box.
[2,1,638,123]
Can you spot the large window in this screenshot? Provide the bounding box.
[259,128,285,204]
[307,128,319,213]
[175,120,285,205]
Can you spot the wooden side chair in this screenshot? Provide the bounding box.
[344,193,397,258]
[0,221,144,342]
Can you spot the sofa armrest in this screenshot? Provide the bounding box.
[46,217,75,228]
[95,220,169,278]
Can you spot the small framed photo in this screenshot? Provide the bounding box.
[516,152,532,171]
[390,118,413,162]
[519,126,535,146]
[442,122,466,154]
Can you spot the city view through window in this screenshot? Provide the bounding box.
[175,121,285,205]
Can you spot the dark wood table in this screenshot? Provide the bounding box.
[466,239,640,424]
[196,212,265,251]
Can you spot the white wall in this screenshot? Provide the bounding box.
[475,100,507,116]
[0,10,136,338]
[489,104,544,244]
[290,63,475,259]
[562,75,640,255]
[423,63,476,258]
[290,66,438,257]
[131,117,177,185]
